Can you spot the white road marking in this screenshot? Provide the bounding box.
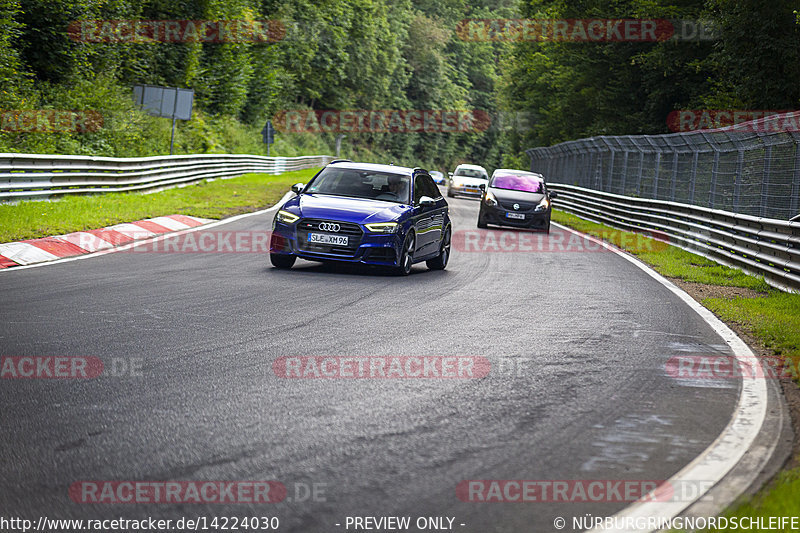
[148,216,191,231]
[58,232,114,252]
[550,222,768,533]
[0,242,59,265]
[180,215,214,225]
[107,223,156,240]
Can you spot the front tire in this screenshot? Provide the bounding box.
[395,232,415,276]
[427,226,451,270]
[270,253,296,269]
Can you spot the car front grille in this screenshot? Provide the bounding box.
[499,200,537,213]
[296,219,363,257]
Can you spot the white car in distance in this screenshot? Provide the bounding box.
[447,164,489,198]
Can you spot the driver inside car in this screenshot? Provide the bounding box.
[387,175,408,200]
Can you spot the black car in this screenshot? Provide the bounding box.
[477,169,557,232]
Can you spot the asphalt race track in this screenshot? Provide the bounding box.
[1,192,745,532]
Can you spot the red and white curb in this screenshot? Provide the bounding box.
[0,215,213,268]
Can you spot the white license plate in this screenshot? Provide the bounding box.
[308,233,349,245]
[506,212,525,220]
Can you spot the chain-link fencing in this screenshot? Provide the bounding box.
[526,111,800,220]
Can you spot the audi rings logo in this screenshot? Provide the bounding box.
[319,222,341,232]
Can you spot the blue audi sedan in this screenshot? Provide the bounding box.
[270,161,451,275]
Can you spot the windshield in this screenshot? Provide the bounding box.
[454,168,488,179]
[305,168,411,204]
[491,173,545,193]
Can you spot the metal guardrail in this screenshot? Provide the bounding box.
[548,183,800,292]
[0,153,333,201]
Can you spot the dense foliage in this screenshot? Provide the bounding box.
[0,0,797,171]
[503,0,800,153]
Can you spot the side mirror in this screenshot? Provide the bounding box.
[418,196,436,207]
[549,190,558,199]
[291,183,305,194]
[479,183,486,190]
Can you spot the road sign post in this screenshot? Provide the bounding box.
[262,120,275,156]
[336,134,346,158]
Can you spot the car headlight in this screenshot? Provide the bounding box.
[484,190,498,207]
[365,222,400,234]
[534,197,550,212]
[276,210,299,224]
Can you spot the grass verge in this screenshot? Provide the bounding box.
[703,294,800,370]
[552,208,800,531]
[0,168,320,242]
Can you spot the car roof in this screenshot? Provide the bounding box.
[455,164,487,171]
[328,161,414,175]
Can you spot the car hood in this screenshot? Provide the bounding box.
[490,188,546,204]
[284,194,408,224]
[452,176,488,186]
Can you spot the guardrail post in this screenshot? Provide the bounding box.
[582,152,590,187]
[792,142,800,216]
[670,152,679,201]
[709,150,720,208]
[569,153,577,183]
[566,153,572,182]
[566,151,573,182]
[734,149,744,212]
[620,151,629,194]
[689,150,699,204]
[636,152,644,196]
[592,151,603,191]
[273,157,286,175]
[761,146,772,218]
[653,152,661,199]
